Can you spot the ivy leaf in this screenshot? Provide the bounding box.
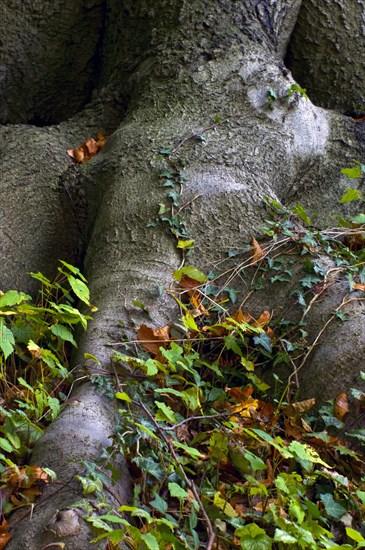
[150,492,168,515]
[339,187,362,203]
[253,332,272,353]
[340,167,363,179]
[321,493,347,520]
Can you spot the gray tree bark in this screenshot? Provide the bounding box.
[1,1,364,548]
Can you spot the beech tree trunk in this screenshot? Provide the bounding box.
[1,1,365,548]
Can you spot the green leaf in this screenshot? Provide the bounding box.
[177,239,195,249]
[341,167,363,180]
[155,401,177,423]
[253,332,272,353]
[0,437,14,453]
[339,187,362,203]
[0,290,31,308]
[213,492,238,518]
[351,213,365,224]
[289,500,305,524]
[59,260,87,282]
[346,528,365,543]
[115,391,131,403]
[68,275,96,311]
[321,493,347,520]
[168,482,188,500]
[76,475,103,494]
[181,312,199,331]
[0,319,15,359]
[173,440,205,458]
[235,524,273,550]
[288,441,332,468]
[141,533,159,550]
[150,492,168,515]
[292,203,311,224]
[273,529,297,544]
[173,266,208,283]
[50,324,77,347]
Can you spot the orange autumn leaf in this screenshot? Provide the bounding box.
[352,283,365,292]
[231,309,253,324]
[67,132,109,164]
[252,310,271,328]
[249,237,265,264]
[334,392,349,421]
[0,518,10,550]
[136,324,170,357]
[225,386,254,400]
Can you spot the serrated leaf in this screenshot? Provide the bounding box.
[0,290,31,308]
[50,324,77,347]
[235,524,273,550]
[274,529,297,543]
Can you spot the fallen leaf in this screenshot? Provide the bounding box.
[252,310,271,328]
[334,392,349,421]
[0,518,11,550]
[249,237,265,264]
[136,324,170,357]
[352,283,365,292]
[67,132,109,164]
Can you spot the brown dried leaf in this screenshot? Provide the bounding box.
[334,392,349,421]
[352,283,365,292]
[0,518,10,550]
[67,132,109,164]
[252,310,271,328]
[136,324,170,357]
[249,237,265,264]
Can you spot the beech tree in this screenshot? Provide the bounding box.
[1,1,365,547]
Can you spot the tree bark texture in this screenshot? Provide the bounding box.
[1,1,365,548]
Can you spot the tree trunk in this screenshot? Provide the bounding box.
[1,1,365,547]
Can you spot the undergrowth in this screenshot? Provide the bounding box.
[86,201,365,549]
[0,261,95,530]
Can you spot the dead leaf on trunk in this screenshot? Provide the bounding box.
[67,132,109,164]
[249,237,265,264]
[334,392,349,421]
[136,324,170,357]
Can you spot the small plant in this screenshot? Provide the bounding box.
[0,261,95,522]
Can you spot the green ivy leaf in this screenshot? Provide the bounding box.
[339,187,362,203]
[173,266,208,283]
[321,493,347,520]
